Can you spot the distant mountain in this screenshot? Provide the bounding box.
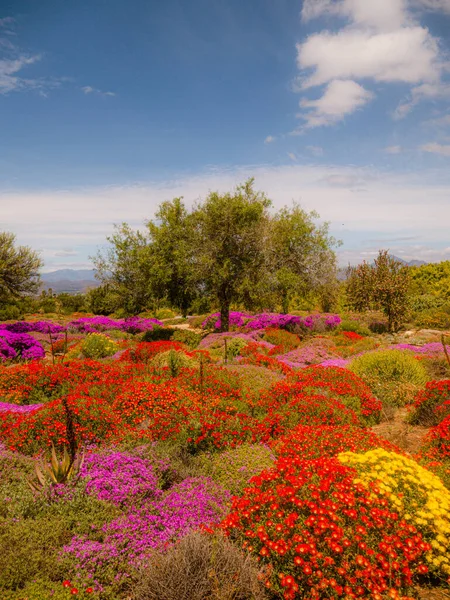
[337,256,427,281]
[41,269,99,294]
[390,256,427,267]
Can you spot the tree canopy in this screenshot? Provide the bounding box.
[0,232,42,301]
[92,179,341,330]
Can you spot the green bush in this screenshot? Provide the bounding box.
[81,333,118,359]
[338,319,371,336]
[155,308,176,320]
[0,304,22,321]
[141,326,175,342]
[150,349,196,376]
[349,349,428,407]
[194,444,275,496]
[172,329,203,349]
[415,306,450,330]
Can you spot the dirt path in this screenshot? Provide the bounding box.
[370,408,430,455]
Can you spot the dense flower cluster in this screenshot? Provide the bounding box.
[339,449,450,581]
[63,476,230,575]
[201,312,341,333]
[0,328,45,361]
[222,453,431,599]
[80,450,162,506]
[410,379,450,426]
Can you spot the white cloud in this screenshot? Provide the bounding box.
[420,142,450,156]
[385,145,402,154]
[301,0,409,31]
[81,86,115,97]
[287,152,297,161]
[394,82,450,119]
[426,113,450,127]
[415,0,450,13]
[293,0,448,129]
[264,135,275,144]
[307,145,324,156]
[0,55,43,94]
[298,79,373,128]
[297,27,440,89]
[4,163,450,269]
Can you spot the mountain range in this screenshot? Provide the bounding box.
[41,269,99,294]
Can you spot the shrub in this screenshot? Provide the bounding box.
[141,325,175,342]
[151,349,197,376]
[154,308,176,320]
[368,319,389,334]
[131,531,268,600]
[338,319,371,336]
[171,329,203,349]
[81,333,118,359]
[194,443,275,496]
[349,350,428,407]
[289,366,383,425]
[262,328,300,352]
[415,308,450,330]
[425,415,450,460]
[339,448,450,581]
[120,341,185,363]
[222,455,431,599]
[409,380,450,426]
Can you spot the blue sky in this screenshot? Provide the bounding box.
[1,0,450,271]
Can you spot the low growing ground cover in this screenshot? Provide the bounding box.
[0,312,449,599]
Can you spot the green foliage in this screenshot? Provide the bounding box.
[349,349,428,407]
[0,232,43,301]
[29,445,84,492]
[141,325,175,342]
[414,306,450,329]
[346,250,411,332]
[150,349,196,376]
[410,260,450,300]
[86,284,119,316]
[268,204,341,314]
[195,444,275,497]
[193,179,271,331]
[0,303,22,321]
[171,329,203,349]
[154,307,176,320]
[81,333,119,359]
[338,319,371,336]
[146,199,198,317]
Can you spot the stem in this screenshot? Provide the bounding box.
[48,325,55,365]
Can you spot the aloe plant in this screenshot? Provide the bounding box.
[28,444,85,492]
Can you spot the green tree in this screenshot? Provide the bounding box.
[92,224,163,314]
[268,204,340,313]
[193,179,271,331]
[0,232,42,301]
[146,198,198,317]
[346,250,411,332]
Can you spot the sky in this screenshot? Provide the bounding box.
[1,0,450,272]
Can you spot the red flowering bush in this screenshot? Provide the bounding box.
[342,331,364,341]
[271,425,401,460]
[425,415,450,459]
[260,368,382,426]
[409,379,450,426]
[263,328,300,353]
[119,341,186,363]
[241,343,293,376]
[222,456,431,599]
[0,393,127,454]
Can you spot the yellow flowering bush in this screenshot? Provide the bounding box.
[81,333,119,359]
[339,448,450,582]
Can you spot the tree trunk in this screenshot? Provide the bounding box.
[219,298,230,332]
[281,291,289,315]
